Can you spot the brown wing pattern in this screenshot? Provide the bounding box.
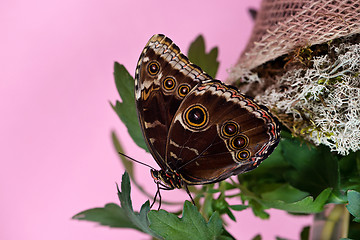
[165,80,280,185]
[135,34,211,168]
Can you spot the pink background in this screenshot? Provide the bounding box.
[0,0,312,239]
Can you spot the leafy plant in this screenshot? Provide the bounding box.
[73,172,229,240]
[73,35,360,239]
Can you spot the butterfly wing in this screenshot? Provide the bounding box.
[135,34,211,168]
[165,81,280,184]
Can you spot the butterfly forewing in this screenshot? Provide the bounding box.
[135,34,211,169]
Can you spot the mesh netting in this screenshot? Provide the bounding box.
[228,0,360,155]
[232,0,360,72]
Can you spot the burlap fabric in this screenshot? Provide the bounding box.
[232,0,360,73]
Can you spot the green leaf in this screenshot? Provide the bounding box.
[148,201,223,240]
[238,143,291,194]
[225,208,236,222]
[110,62,148,151]
[346,190,360,222]
[260,184,309,203]
[251,234,262,240]
[187,35,219,78]
[249,199,269,219]
[339,151,360,193]
[220,228,236,240]
[117,172,161,238]
[300,226,310,240]
[207,189,221,194]
[281,139,340,197]
[71,172,160,237]
[348,218,360,239]
[235,139,336,216]
[260,188,332,213]
[217,236,234,240]
[210,197,237,222]
[229,205,248,211]
[339,152,359,177]
[72,203,140,230]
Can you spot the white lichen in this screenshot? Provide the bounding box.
[251,42,360,155]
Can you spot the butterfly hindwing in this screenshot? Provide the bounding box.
[165,81,280,184]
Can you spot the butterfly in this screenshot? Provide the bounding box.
[134,34,280,207]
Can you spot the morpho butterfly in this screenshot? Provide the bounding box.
[134,34,280,207]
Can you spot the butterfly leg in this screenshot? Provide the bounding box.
[150,182,161,209]
[151,183,175,210]
[184,184,195,205]
[157,185,177,210]
[156,188,162,210]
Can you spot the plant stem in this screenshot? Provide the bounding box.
[310,204,349,240]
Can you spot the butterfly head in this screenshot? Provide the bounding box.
[150,169,183,189]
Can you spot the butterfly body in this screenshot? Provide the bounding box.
[150,169,183,189]
[135,34,280,195]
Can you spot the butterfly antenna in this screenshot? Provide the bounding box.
[118,152,156,170]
